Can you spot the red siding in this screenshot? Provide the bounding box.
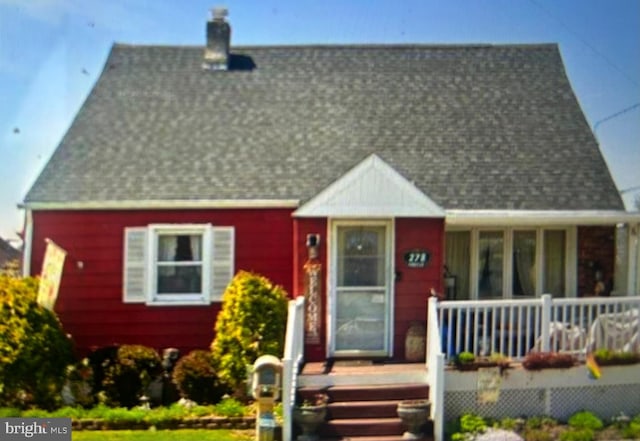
[30,209,294,355]
[394,218,444,360]
[293,217,445,362]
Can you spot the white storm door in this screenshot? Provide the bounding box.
[330,222,392,357]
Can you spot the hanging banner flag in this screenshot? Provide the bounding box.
[586,353,602,380]
[37,239,67,310]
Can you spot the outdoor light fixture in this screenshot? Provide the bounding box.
[306,234,320,248]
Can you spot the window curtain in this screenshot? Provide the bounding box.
[187,235,202,261]
[158,236,178,261]
[513,231,536,297]
[445,232,470,300]
[158,235,201,262]
[544,230,566,296]
[478,231,503,299]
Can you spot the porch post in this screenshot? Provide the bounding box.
[628,224,639,296]
[540,294,552,352]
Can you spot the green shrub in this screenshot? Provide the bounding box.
[0,274,74,409]
[50,406,85,419]
[0,408,21,417]
[214,397,247,417]
[559,428,594,441]
[500,417,524,431]
[211,271,288,392]
[622,420,640,439]
[64,358,95,407]
[593,349,640,365]
[525,416,557,430]
[101,345,162,407]
[524,428,552,441]
[460,413,487,433]
[456,352,476,364]
[568,411,603,431]
[172,350,227,404]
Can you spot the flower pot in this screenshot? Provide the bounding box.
[293,404,327,441]
[397,399,431,440]
[405,321,426,362]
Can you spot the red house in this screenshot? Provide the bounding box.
[22,10,640,362]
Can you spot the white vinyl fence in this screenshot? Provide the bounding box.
[437,295,640,361]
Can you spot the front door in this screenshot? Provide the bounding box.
[330,221,393,357]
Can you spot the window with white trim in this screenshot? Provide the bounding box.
[123,224,234,305]
[445,227,576,299]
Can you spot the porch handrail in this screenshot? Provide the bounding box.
[282,296,305,441]
[437,294,640,362]
[426,296,445,441]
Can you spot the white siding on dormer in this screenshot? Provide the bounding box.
[293,154,445,218]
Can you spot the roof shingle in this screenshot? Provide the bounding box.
[24,43,624,211]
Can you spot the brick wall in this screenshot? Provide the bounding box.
[577,226,615,297]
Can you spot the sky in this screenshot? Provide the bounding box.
[0,0,639,244]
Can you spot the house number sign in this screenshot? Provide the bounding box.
[404,249,431,268]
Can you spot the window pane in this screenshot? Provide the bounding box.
[158,235,202,262]
[445,231,470,300]
[513,231,536,297]
[335,290,386,351]
[337,227,386,287]
[157,265,202,294]
[478,231,503,299]
[544,230,565,296]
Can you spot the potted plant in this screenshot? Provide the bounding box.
[522,352,575,370]
[293,393,328,441]
[593,349,640,366]
[453,352,511,372]
[397,399,431,439]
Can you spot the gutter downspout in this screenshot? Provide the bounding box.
[22,209,33,277]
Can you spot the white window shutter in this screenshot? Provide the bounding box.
[211,226,235,302]
[123,227,148,303]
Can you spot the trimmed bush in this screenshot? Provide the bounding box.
[568,411,603,431]
[172,350,227,404]
[211,271,288,392]
[0,274,74,409]
[101,344,162,407]
[87,345,119,401]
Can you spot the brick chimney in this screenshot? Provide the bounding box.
[203,7,230,71]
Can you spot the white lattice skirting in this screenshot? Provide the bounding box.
[444,365,640,422]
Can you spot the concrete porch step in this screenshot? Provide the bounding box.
[299,383,430,402]
[320,417,404,438]
[295,363,432,441]
[327,399,400,419]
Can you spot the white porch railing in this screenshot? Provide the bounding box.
[426,296,445,441]
[282,296,305,441]
[437,295,640,361]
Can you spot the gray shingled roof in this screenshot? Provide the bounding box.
[24,43,624,210]
[0,238,20,267]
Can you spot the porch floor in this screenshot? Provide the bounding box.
[299,360,429,388]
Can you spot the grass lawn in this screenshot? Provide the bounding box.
[72,429,253,441]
